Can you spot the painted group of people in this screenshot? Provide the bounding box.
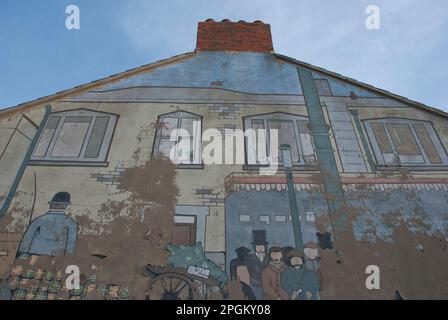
[230,230,321,300]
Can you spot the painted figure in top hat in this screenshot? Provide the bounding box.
[17,192,78,257]
[245,230,269,300]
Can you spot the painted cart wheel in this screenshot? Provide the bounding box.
[145,273,198,300]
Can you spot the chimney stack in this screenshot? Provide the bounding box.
[196,19,274,53]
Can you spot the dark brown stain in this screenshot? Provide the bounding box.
[2,158,179,299]
[317,203,448,299]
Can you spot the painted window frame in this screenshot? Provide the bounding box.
[243,112,316,167]
[259,215,270,224]
[29,108,118,166]
[313,79,333,96]
[239,214,251,223]
[364,118,448,167]
[305,211,316,222]
[274,215,287,223]
[152,111,202,167]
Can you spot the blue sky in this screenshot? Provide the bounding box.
[0,0,447,110]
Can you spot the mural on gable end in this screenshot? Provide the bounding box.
[1,19,448,301]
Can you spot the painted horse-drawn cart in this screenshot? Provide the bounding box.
[144,243,227,300]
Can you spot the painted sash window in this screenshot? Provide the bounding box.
[153,111,202,165]
[239,214,251,223]
[244,113,316,166]
[274,215,287,223]
[31,109,117,163]
[364,118,448,166]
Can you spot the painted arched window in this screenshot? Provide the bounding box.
[153,111,202,165]
[364,118,448,166]
[244,112,316,166]
[30,109,118,165]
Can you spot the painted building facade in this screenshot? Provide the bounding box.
[1,19,448,300]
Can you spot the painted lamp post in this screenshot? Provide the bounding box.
[280,144,304,251]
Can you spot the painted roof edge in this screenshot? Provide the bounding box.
[0,51,196,116]
[274,53,448,118]
[1,50,446,119]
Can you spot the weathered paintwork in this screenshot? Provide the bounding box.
[0,49,448,300]
[93,51,303,95]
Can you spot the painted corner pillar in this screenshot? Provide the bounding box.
[349,109,376,172]
[296,67,348,232]
[0,105,52,218]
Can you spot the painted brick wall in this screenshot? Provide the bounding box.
[196,19,274,52]
[195,187,225,208]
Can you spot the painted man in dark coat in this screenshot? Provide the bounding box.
[245,230,268,300]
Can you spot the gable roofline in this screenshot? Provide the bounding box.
[1,50,446,119]
[0,51,196,117]
[274,53,448,118]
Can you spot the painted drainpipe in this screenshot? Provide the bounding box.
[296,67,348,232]
[0,105,52,218]
[281,144,304,250]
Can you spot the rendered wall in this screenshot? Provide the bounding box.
[0,52,448,299]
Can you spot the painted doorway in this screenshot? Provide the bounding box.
[171,215,196,246]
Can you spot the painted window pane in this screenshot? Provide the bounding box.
[85,117,109,158]
[158,138,176,159]
[274,215,287,223]
[160,117,179,138]
[51,116,91,157]
[268,120,299,162]
[259,215,270,224]
[180,118,195,136]
[386,123,421,156]
[245,114,313,166]
[251,119,267,164]
[31,110,117,163]
[177,137,194,163]
[178,118,196,164]
[251,119,264,130]
[305,211,316,222]
[239,215,251,222]
[297,120,315,162]
[371,122,393,154]
[157,113,201,164]
[174,215,195,224]
[413,124,442,164]
[33,116,60,157]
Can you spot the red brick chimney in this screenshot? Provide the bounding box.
[196,19,274,52]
